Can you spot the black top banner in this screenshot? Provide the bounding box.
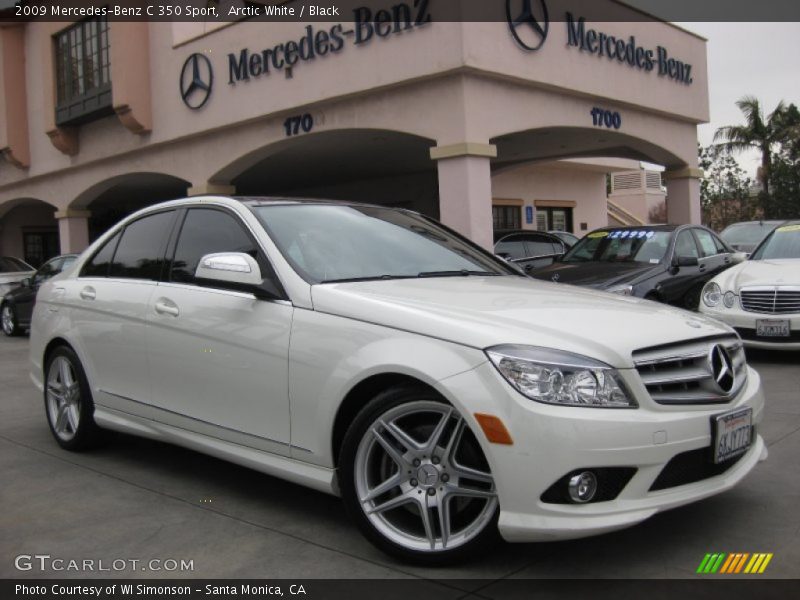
[2,0,800,23]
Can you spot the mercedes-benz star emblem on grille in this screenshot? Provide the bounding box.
[506,0,550,52]
[180,53,213,110]
[708,344,735,394]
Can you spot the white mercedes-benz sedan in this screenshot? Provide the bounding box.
[700,221,800,351]
[30,197,767,564]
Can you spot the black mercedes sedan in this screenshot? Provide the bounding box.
[1,254,77,336]
[528,225,742,309]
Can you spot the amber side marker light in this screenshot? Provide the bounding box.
[474,413,514,445]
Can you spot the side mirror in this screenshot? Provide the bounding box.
[20,277,32,288]
[731,251,748,264]
[194,252,281,300]
[673,255,699,267]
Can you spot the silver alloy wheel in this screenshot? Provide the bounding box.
[354,401,497,553]
[46,356,81,442]
[1,304,14,335]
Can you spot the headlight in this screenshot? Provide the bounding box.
[723,291,736,308]
[702,282,722,307]
[486,345,637,408]
[606,284,633,296]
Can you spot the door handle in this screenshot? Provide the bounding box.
[154,298,180,317]
[699,264,707,272]
[79,286,96,300]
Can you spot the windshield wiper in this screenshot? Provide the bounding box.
[319,275,417,284]
[417,270,499,278]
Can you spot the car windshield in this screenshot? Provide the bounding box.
[750,224,800,260]
[0,257,31,272]
[561,230,671,264]
[720,222,779,246]
[251,204,511,283]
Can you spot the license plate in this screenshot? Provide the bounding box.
[756,319,790,337]
[712,407,753,464]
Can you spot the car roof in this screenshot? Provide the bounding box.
[493,229,562,241]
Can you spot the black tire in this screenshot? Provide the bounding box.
[1,302,22,337]
[339,385,500,565]
[682,284,704,311]
[43,346,102,451]
[643,291,661,303]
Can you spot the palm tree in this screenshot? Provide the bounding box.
[713,96,789,196]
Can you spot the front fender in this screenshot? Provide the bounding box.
[288,308,486,467]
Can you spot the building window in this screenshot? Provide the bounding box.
[54,16,113,126]
[23,232,60,268]
[536,207,574,233]
[492,205,521,231]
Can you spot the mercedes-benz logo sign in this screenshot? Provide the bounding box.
[708,344,735,394]
[180,53,213,110]
[506,0,550,52]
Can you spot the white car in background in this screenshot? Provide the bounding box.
[30,197,767,563]
[700,221,800,350]
[0,256,35,297]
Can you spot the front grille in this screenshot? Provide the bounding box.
[649,446,746,491]
[740,286,800,314]
[633,336,747,405]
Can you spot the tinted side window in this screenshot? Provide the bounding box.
[81,232,121,277]
[495,236,527,259]
[694,229,721,257]
[60,256,77,272]
[170,209,260,284]
[108,211,175,280]
[523,235,560,257]
[675,230,699,259]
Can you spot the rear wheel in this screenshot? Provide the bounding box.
[1,303,21,336]
[44,346,102,451]
[339,387,499,564]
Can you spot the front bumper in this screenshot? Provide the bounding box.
[699,303,800,350]
[437,362,767,543]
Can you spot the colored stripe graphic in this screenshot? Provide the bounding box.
[699,552,773,574]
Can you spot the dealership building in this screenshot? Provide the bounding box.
[0,0,708,266]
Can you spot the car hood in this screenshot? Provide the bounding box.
[0,271,34,284]
[310,276,732,369]
[712,258,800,291]
[528,261,660,288]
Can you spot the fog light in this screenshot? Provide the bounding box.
[568,471,598,503]
[723,291,736,308]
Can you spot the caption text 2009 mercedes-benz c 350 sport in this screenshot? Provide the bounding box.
[30,197,766,564]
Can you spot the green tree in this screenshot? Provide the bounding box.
[713,96,791,196]
[698,143,755,231]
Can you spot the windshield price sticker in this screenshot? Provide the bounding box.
[776,224,800,233]
[608,230,655,239]
[588,231,609,239]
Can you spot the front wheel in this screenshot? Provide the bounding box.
[339,387,499,564]
[44,346,102,451]
[1,303,21,336]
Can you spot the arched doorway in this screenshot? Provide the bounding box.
[0,198,59,267]
[214,129,438,216]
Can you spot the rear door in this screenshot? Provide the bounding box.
[145,207,293,454]
[69,210,177,408]
[694,228,733,279]
[518,233,566,271]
